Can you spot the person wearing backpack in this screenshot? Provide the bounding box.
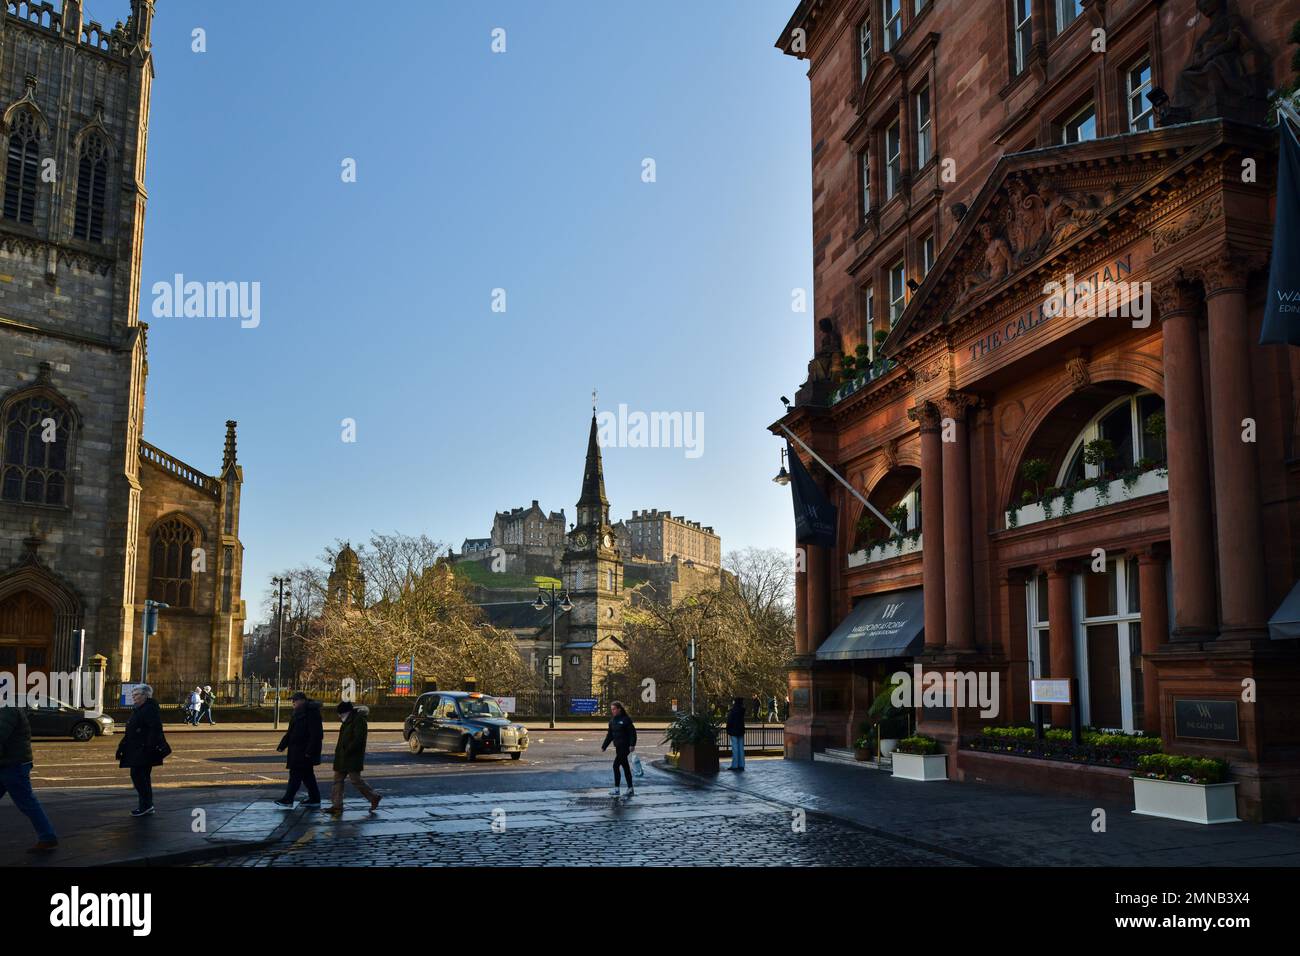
[601,701,638,797]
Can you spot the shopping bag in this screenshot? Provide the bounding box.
[631,752,645,777]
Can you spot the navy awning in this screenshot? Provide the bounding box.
[1268,581,1300,639]
[815,587,924,661]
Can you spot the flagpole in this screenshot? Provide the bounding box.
[778,423,902,536]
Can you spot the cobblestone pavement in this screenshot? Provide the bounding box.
[208,782,967,867]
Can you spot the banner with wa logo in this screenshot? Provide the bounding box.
[1261,115,1300,345]
[787,441,837,547]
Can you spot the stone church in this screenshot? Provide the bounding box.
[0,1,245,685]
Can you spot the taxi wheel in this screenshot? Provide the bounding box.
[407,733,424,755]
[510,752,522,760]
[464,737,477,761]
[71,721,97,742]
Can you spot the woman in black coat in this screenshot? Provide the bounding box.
[115,684,168,817]
[601,701,638,797]
[726,697,746,772]
[275,692,324,808]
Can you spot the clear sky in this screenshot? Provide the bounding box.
[126,0,812,623]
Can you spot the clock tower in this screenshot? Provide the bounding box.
[562,411,624,649]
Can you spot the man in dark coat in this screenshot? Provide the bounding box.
[0,701,58,851]
[116,684,168,816]
[275,691,324,808]
[326,701,380,815]
[726,697,747,772]
[601,701,638,797]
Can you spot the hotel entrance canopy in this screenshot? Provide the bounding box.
[1268,581,1300,640]
[815,587,924,661]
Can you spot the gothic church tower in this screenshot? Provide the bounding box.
[561,412,624,648]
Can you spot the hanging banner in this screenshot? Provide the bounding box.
[787,441,837,547]
[1261,115,1300,345]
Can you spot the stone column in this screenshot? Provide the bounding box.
[940,393,978,651]
[1137,548,1169,736]
[794,540,808,656]
[911,400,946,650]
[1200,255,1268,637]
[1153,275,1217,639]
[1047,561,1076,727]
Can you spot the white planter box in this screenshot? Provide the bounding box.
[1132,777,1239,825]
[1006,469,1168,530]
[847,534,922,568]
[879,738,900,758]
[891,751,948,781]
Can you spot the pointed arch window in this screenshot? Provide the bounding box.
[1,393,72,506]
[149,516,200,608]
[3,109,41,225]
[74,133,109,242]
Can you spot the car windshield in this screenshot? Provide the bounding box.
[459,698,505,718]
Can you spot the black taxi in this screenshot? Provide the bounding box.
[403,691,529,760]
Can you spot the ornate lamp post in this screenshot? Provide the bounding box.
[533,585,572,729]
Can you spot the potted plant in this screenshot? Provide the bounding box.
[868,677,909,758]
[662,712,720,774]
[1020,458,1049,501]
[853,721,876,761]
[885,503,908,543]
[1083,437,1118,479]
[1132,753,1238,824]
[890,734,947,781]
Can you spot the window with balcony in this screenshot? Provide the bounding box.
[885,119,901,199]
[1059,392,1166,487]
[915,83,932,168]
[864,284,877,358]
[1126,56,1154,131]
[882,0,902,51]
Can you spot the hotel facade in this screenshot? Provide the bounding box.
[773,0,1300,821]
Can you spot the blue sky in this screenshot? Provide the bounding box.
[124,0,811,622]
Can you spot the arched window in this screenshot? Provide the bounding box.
[853,468,921,550]
[3,109,41,225]
[1057,391,1166,487]
[73,133,109,242]
[1,394,72,505]
[149,516,200,608]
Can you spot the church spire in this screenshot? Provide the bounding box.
[576,411,610,531]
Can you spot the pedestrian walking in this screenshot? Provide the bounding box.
[751,694,761,719]
[601,700,637,797]
[769,694,780,723]
[726,697,746,771]
[196,685,216,725]
[326,701,380,816]
[186,686,202,725]
[274,691,324,808]
[116,684,169,817]
[0,700,58,852]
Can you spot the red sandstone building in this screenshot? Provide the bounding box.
[772,0,1300,820]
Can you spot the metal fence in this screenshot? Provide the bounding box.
[715,725,786,753]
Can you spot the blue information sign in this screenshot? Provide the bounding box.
[570,697,600,715]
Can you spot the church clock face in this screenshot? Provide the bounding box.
[602,532,613,549]
[574,531,589,548]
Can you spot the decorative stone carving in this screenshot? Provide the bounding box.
[1152,274,1202,317]
[881,438,899,470]
[908,399,943,431]
[1154,0,1271,126]
[912,351,951,388]
[937,391,980,421]
[805,317,843,383]
[1150,195,1224,253]
[1066,357,1090,390]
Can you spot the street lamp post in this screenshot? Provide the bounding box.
[533,585,572,729]
[272,576,287,731]
[140,599,169,684]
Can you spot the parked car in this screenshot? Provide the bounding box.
[25,699,115,741]
[404,691,528,760]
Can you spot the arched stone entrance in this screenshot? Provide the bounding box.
[0,565,82,672]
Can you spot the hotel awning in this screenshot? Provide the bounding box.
[815,587,924,661]
[1268,581,1300,639]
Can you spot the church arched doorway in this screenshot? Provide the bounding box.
[0,589,54,670]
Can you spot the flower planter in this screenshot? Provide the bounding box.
[1131,777,1239,825]
[1006,469,1168,530]
[891,751,948,781]
[847,534,923,568]
[879,738,900,759]
[854,747,873,761]
[675,741,719,774]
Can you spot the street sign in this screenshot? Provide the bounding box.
[394,658,414,696]
[570,697,600,715]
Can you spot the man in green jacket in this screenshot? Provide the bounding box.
[0,703,58,852]
[326,701,381,816]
